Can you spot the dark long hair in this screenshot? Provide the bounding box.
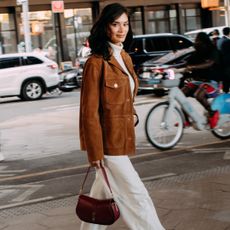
[194,32,215,58]
[88,3,133,60]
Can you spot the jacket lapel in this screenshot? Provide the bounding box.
[121,51,139,97]
[107,50,139,97]
[121,51,134,75]
[107,55,127,75]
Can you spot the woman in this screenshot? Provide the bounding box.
[79,3,165,230]
[182,32,222,128]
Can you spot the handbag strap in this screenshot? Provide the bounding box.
[100,164,113,194]
[79,163,114,196]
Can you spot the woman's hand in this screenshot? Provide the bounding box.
[185,65,193,73]
[90,160,101,168]
[133,114,139,126]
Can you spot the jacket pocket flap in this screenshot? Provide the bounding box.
[105,79,125,89]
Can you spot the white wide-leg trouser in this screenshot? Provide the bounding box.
[80,155,165,230]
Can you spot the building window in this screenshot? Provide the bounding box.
[64,8,92,61]
[129,7,143,35]
[0,13,17,54]
[182,8,201,32]
[146,7,170,33]
[26,11,55,59]
[169,9,178,34]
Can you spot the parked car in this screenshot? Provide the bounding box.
[126,33,193,69]
[70,34,193,90]
[0,53,60,100]
[184,26,225,41]
[58,67,82,92]
[137,47,195,96]
[75,33,193,70]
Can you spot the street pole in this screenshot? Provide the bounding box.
[17,0,32,52]
[225,0,230,26]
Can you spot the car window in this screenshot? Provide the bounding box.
[0,57,21,69]
[166,53,193,64]
[170,37,193,50]
[22,56,43,65]
[128,39,143,53]
[145,37,171,52]
[154,48,194,64]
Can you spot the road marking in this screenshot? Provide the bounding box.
[0,196,53,210]
[0,166,26,178]
[133,140,230,160]
[0,166,8,170]
[12,185,43,202]
[0,140,229,183]
[192,147,229,153]
[142,173,176,182]
[0,189,15,199]
[224,150,230,160]
[192,147,230,160]
[0,170,26,173]
[0,164,88,182]
[57,106,79,111]
[0,184,42,189]
[42,103,77,110]
[0,174,15,177]
[0,184,44,203]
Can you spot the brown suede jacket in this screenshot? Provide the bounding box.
[79,50,139,162]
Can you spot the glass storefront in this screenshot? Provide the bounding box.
[169,9,178,33]
[146,9,170,33]
[182,8,201,32]
[128,5,202,35]
[0,1,204,62]
[64,8,92,62]
[30,11,54,48]
[26,11,56,59]
[0,13,17,54]
[129,7,143,35]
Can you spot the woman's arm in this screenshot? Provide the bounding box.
[80,57,104,164]
[186,59,215,71]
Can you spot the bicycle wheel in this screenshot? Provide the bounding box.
[212,119,230,139]
[145,102,184,150]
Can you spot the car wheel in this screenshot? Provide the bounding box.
[21,80,43,100]
[76,75,82,88]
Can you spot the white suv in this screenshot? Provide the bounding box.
[0,53,60,100]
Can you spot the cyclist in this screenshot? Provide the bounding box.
[181,32,222,128]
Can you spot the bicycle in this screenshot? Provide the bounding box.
[145,68,230,150]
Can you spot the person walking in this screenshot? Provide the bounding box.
[210,29,220,47]
[220,38,230,93]
[79,3,165,230]
[217,27,230,50]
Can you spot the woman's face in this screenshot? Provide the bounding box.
[107,13,129,45]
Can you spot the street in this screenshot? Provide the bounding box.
[0,90,223,161]
[0,90,230,230]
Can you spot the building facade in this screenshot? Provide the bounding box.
[0,0,225,64]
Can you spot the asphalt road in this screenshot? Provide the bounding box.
[0,90,229,210]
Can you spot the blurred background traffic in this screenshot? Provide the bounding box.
[0,0,229,100]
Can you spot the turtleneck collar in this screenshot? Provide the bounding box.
[108,42,123,56]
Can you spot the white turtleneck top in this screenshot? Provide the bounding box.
[108,42,135,96]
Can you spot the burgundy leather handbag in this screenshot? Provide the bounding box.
[76,165,120,225]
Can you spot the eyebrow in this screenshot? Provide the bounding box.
[113,20,129,23]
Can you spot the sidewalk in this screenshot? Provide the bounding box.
[0,166,230,230]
